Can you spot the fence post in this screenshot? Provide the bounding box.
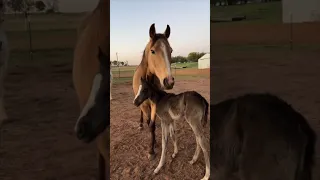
[24,11,33,61]
[290,13,293,51]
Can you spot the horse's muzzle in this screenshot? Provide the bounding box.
[164,76,175,89]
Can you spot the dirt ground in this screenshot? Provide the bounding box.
[0,62,100,180]
[110,78,210,180]
[0,59,209,180]
[212,22,320,179]
[1,20,320,180]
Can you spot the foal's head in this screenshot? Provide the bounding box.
[74,47,109,143]
[133,77,157,107]
[145,23,175,90]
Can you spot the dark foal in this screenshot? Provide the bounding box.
[133,77,210,180]
[74,47,109,143]
[211,93,316,180]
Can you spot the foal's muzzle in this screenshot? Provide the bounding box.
[75,121,94,143]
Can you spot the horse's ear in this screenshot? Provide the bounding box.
[164,25,170,39]
[149,23,156,39]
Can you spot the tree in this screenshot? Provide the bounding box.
[7,0,34,13]
[112,61,118,66]
[172,56,187,63]
[120,62,124,66]
[35,0,46,11]
[7,0,24,13]
[45,0,58,13]
[187,52,206,62]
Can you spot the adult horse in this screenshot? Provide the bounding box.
[132,23,175,160]
[0,0,9,126]
[72,0,110,179]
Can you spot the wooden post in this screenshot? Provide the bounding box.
[290,13,293,51]
[116,52,120,78]
[24,11,33,61]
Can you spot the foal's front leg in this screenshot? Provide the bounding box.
[154,123,169,174]
[169,123,178,158]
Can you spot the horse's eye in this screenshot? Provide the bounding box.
[151,50,155,54]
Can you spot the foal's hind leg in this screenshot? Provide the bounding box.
[189,121,210,180]
[197,135,210,180]
[189,137,201,164]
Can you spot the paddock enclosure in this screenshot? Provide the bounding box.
[110,73,210,180]
[0,13,210,180]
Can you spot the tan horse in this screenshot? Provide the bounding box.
[132,23,175,160]
[72,0,110,179]
[0,0,9,126]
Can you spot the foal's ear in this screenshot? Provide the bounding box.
[149,23,156,39]
[98,46,104,60]
[140,77,147,84]
[164,25,170,39]
[97,46,108,68]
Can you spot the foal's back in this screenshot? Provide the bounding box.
[211,93,316,180]
[157,91,208,126]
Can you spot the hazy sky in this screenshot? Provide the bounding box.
[110,0,210,65]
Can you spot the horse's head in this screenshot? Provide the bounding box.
[145,23,174,90]
[74,47,109,143]
[133,77,154,107]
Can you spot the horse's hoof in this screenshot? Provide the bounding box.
[200,176,209,180]
[148,153,156,160]
[138,126,143,131]
[172,153,177,158]
[189,159,196,165]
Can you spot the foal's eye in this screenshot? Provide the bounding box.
[151,50,155,54]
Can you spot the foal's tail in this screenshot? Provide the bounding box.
[202,97,209,127]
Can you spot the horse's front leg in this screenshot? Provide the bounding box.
[148,103,157,160]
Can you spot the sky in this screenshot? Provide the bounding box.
[110,0,210,65]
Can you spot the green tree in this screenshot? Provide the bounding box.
[35,0,46,11]
[8,0,24,12]
[187,52,206,62]
[172,56,187,63]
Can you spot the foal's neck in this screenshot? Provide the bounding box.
[149,87,169,105]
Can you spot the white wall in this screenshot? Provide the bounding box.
[57,0,99,13]
[282,0,320,23]
[198,59,210,69]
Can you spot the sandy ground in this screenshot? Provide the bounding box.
[0,61,210,180]
[0,20,319,180]
[0,63,100,180]
[212,22,320,179]
[110,77,210,180]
